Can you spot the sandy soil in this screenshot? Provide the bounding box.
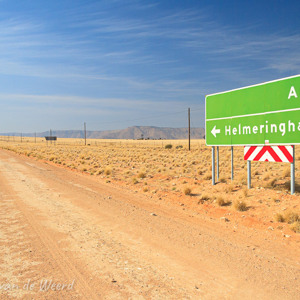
[0,149,299,299]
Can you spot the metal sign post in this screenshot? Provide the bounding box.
[247,160,251,189]
[212,146,215,185]
[231,146,234,181]
[291,145,295,194]
[217,146,219,181]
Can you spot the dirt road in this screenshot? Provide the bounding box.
[0,149,299,299]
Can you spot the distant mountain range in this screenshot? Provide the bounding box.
[1,126,205,140]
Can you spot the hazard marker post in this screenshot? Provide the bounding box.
[244,145,295,193]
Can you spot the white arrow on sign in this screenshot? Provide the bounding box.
[211,125,220,138]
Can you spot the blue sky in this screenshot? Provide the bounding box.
[1,0,300,133]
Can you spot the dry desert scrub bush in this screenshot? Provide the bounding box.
[274,210,299,223]
[274,210,300,233]
[216,196,229,206]
[204,173,212,180]
[274,213,285,223]
[183,187,192,195]
[138,171,146,179]
[242,188,248,197]
[264,178,277,188]
[290,221,300,233]
[283,211,299,224]
[233,200,247,211]
[225,184,234,193]
[104,167,112,176]
[200,193,210,201]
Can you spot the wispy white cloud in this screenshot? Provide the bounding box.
[0,93,187,110]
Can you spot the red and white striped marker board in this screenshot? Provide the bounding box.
[244,146,294,163]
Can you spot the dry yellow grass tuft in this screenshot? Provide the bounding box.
[264,178,277,188]
[290,221,300,233]
[200,194,210,201]
[183,187,192,195]
[216,196,227,206]
[225,184,234,193]
[274,210,299,224]
[138,171,146,179]
[104,167,112,176]
[283,211,299,224]
[274,213,285,223]
[233,200,247,211]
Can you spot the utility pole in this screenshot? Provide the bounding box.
[188,108,191,151]
[84,122,87,146]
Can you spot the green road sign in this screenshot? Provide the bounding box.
[205,75,300,146]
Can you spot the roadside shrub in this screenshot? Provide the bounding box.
[165,144,173,149]
[284,211,299,224]
[225,184,234,193]
[290,221,300,233]
[104,167,112,176]
[274,213,285,222]
[265,178,277,188]
[274,211,299,224]
[138,171,146,179]
[233,200,247,211]
[242,188,248,197]
[216,196,226,206]
[200,194,210,201]
[204,173,212,180]
[183,187,192,195]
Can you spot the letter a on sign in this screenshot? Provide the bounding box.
[288,86,298,99]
